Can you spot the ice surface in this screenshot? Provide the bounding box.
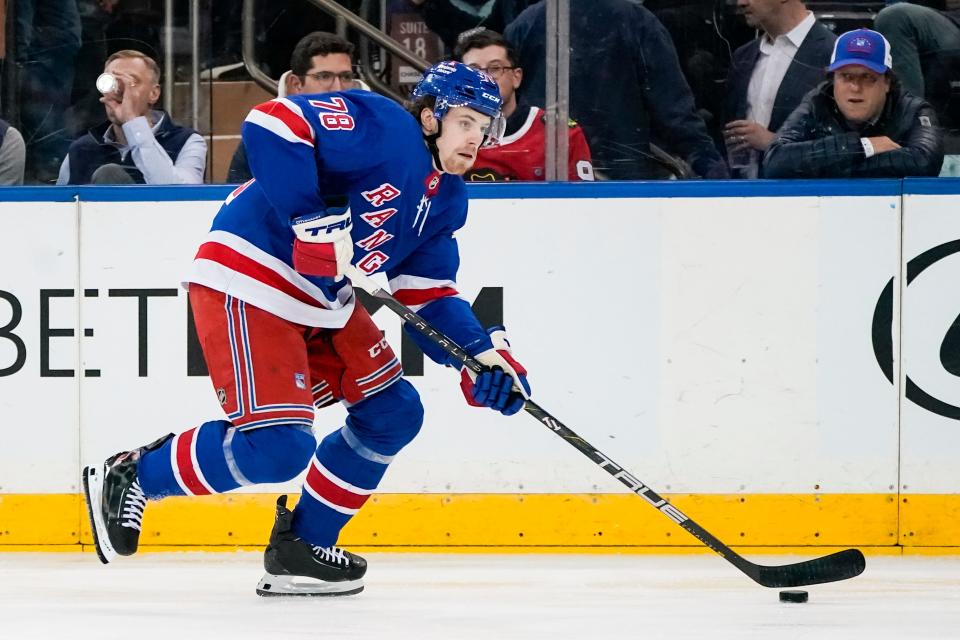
[1,553,958,640]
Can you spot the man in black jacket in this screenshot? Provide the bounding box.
[764,29,944,178]
[505,0,728,180]
[723,0,835,178]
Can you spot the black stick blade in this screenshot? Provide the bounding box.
[752,549,866,588]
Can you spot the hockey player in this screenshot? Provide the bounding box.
[455,29,594,182]
[82,61,532,597]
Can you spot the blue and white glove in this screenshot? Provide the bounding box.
[291,206,353,277]
[460,326,531,416]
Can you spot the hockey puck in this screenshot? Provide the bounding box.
[779,590,808,603]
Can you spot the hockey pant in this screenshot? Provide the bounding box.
[136,284,424,547]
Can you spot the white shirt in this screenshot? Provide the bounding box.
[57,111,207,185]
[744,11,816,177]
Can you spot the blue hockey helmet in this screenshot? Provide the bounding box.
[411,61,505,145]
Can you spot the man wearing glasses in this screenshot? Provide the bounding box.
[454,29,594,181]
[228,31,358,183]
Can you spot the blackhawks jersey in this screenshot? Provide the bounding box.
[465,105,594,182]
[185,90,493,365]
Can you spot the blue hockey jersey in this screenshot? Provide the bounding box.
[185,90,492,364]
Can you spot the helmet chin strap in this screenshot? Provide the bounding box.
[423,120,445,172]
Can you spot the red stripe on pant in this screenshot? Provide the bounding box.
[305,463,370,511]
[175,427,213,495]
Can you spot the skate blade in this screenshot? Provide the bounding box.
[82,466,117,564]
[255,573,364,597]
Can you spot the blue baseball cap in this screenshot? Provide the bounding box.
[827,29,893,74]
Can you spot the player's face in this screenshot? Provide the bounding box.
[288,53,355,95]
[431,106,492,174]
[832,65,890,124]
[461,45,521,116]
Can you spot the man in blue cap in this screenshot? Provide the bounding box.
[763,28,944,177]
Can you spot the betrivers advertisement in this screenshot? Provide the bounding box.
[0,192,955,498]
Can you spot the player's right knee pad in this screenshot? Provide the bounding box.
[231,425,317,484]
[345,378,424,457]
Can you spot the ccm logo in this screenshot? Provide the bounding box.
[368,337,390,358]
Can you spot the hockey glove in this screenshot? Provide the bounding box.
[291,207,354,277]
[460,326,531,416]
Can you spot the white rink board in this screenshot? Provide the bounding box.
[0,202,80,493]
[450,196,899,494]
[77,201,229,489]
[900,194,960,493]
[0,193,906,494]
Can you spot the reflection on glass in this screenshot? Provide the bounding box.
[2,0,959,184]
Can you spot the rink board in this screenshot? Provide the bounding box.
[1,180,959,549]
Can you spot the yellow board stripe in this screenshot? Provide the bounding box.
[0,493,956,550]
[5,545,960,556]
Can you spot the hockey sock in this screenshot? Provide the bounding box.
[291,380,423,546]
[291,426,386,546]
[137,420,316,498]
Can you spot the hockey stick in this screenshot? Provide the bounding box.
[345,266,865,588]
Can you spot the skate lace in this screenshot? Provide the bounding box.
[311,544,349,566]
[120,481,147,531]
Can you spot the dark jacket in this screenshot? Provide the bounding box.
[505,0,726,180]
[724,20,836,136]
[763,81,944,178]
[945,8,960,29]
[66,112,197,185]
[227,140,252,184]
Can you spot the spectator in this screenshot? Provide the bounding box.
[57,50,206,185]
[16,0,82,183]
[454,29,594,181]
[764,29,944,177]
[651,1,751,146]
[505,0,728,180]
[875,1,960,174]
[408,0,535,52]
[0,120,27,185]
[723,0,835,178]
[875,1,960,107]
[227,32,358,184]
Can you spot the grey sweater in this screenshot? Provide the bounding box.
[0,126,25,185]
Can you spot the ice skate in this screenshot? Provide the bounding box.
[82,434,172,564]
[256,495,367,597]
